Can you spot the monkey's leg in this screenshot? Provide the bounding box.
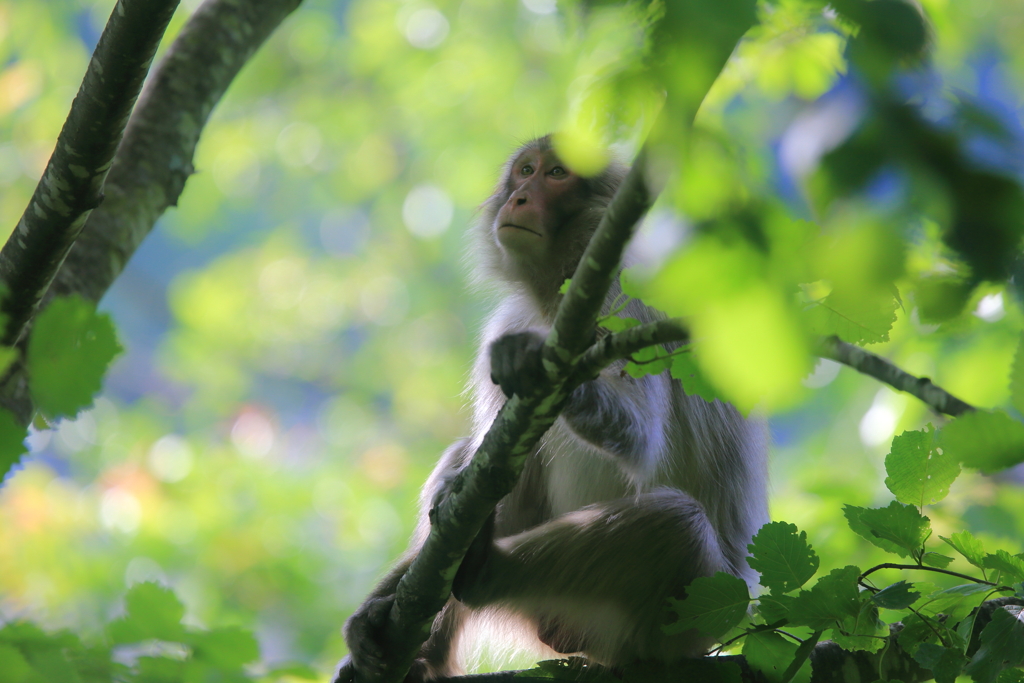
[455,489,728,665]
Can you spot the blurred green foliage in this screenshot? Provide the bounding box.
[0,0,1023,680]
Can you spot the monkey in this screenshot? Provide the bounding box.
[335,135,769,681]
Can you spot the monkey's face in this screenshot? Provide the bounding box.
[493,147,587,263]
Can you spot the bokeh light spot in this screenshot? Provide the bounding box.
[402,184,453,238]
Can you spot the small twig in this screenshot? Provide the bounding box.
[819,336,974,417]
[859,562,998,586]
[576,318,689,379]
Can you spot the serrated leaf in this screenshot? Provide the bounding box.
[803,288,898,345]
[915,642,967,683]
[941,410,1024,474]
[664,572,750,638]
[0,643,33,682]
[787,566,862,630]
[27,296,122,419]
[920,584,991,623]
[756,594,796,625]
[872,581,920,610]
[598,315,640,332]
[831,590,885,653]
[747,521,820,595]
[0,408,28,482]
[844,501,931,558]
[671,353,721,403]
[625,344,673,378]
[884,427,960,506]
[922,552,954,568]
[107,583,186,644]
[899,613,946,653]
[520,657,618,681]
[965,606,1024,683]
[983,551,1024,583]
[187,626,259,668]
[998,668,1024,683]
[941,531,987,568]
[743,631,811,683]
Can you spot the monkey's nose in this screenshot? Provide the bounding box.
[515,197,527,206]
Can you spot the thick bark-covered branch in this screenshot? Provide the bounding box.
[0,0,303,423]
[0,0,179,346]
[48,0,303,306]
[819,335,975,416]
[543,150,653,370]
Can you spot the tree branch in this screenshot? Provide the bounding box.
[0,0,179,347]
[543,150,652,370]
[0,0,304,423]
[575,318,689,380]
[819,335,975,417]
[48,0,303,307]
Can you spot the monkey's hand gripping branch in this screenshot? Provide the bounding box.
[336,157,660,683]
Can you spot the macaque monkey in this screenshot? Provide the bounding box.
[337,136,768,681]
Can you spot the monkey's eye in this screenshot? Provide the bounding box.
[521,164,534,176]
[549,166,567,177]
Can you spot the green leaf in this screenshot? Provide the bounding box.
[1010,331,1024,416]
[746,521,820,595]
[781,631,821,683]
[519,657,618,681]
[187,626,259,668]
[743,631,810,683]
[884,426,960,506]
[965,606,1024,683]
[830,589,885,653]
[803,288,898,345]
[0,346,17,377]
[0,408,28,482]
[0,643,33,683]
[23,647,80,683]
[670,353,721,403]
[941,410,1024,474]
[922,552,955,568]
[998,669,1024,683]
[844,501,931,558]
[983,551,1024,583]
[899,613,946,654]
[107,583,186,644]
[871,581,920,610]
[920,584,991,623]
[27,296,122,419]
[664,572,750,638]
[598,315,640,332]
[625,344,673,379]
[787,566,862,630]
[915,642,967,683]
[267,663,319,679]
[941,531,987,569]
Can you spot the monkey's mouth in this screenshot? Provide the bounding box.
[499,223,542,237]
